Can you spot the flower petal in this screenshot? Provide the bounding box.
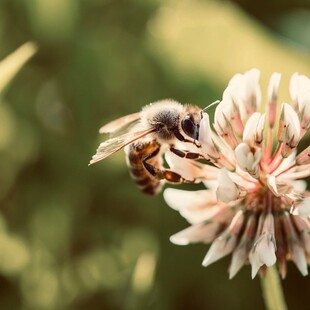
[267,72,281,127]
[249,214,277,278]
[170,222,220,245]
[277,103,301,157]
[235,143,261,178]
[198,113,219,161]
[165,152,203,181]
[291,243,308,276]
[216,169,240,203]
[164,188,230,224]
[295,197,310,217]
[202,211,244,267]
[289,73,310,133]
[229,215,257,279]
[243,112,265,146]
[296,146,310,165]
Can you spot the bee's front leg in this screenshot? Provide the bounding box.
[169,146,205,160]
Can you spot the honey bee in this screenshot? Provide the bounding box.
[89,99,205,195]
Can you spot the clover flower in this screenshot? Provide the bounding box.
[164,69,310,279]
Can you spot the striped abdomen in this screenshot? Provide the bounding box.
[125,140,163,195]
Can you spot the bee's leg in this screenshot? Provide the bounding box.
[172,129,201,148]
[142,149,193,183]
[169,147,205,160]
[172,129,193,144]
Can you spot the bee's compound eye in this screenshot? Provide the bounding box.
[181,115,195,138]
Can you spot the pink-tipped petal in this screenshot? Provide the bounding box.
[278,103,301,157]
[267,72,281,127]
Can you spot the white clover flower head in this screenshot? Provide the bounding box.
[164,69,310,279]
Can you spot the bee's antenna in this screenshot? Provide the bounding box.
[202,100,220,112]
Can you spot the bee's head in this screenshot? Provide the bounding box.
[181,110,202,141]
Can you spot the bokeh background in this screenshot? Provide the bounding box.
[0,0,310,309]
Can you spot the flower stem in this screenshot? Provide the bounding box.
[260,266,287,310]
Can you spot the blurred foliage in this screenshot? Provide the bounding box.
[0,0,309,309]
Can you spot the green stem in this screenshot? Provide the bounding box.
[260,266,287,310]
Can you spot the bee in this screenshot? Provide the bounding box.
[89,99,205,195]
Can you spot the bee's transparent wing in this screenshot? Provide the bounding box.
[99,112,141,134]
[89,128,155,165]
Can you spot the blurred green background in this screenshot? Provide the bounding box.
[0,0,310,309]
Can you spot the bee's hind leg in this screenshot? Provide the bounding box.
[142,149,194,184]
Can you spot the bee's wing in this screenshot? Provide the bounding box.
[99,112,141,134]
[89,127,155,165]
